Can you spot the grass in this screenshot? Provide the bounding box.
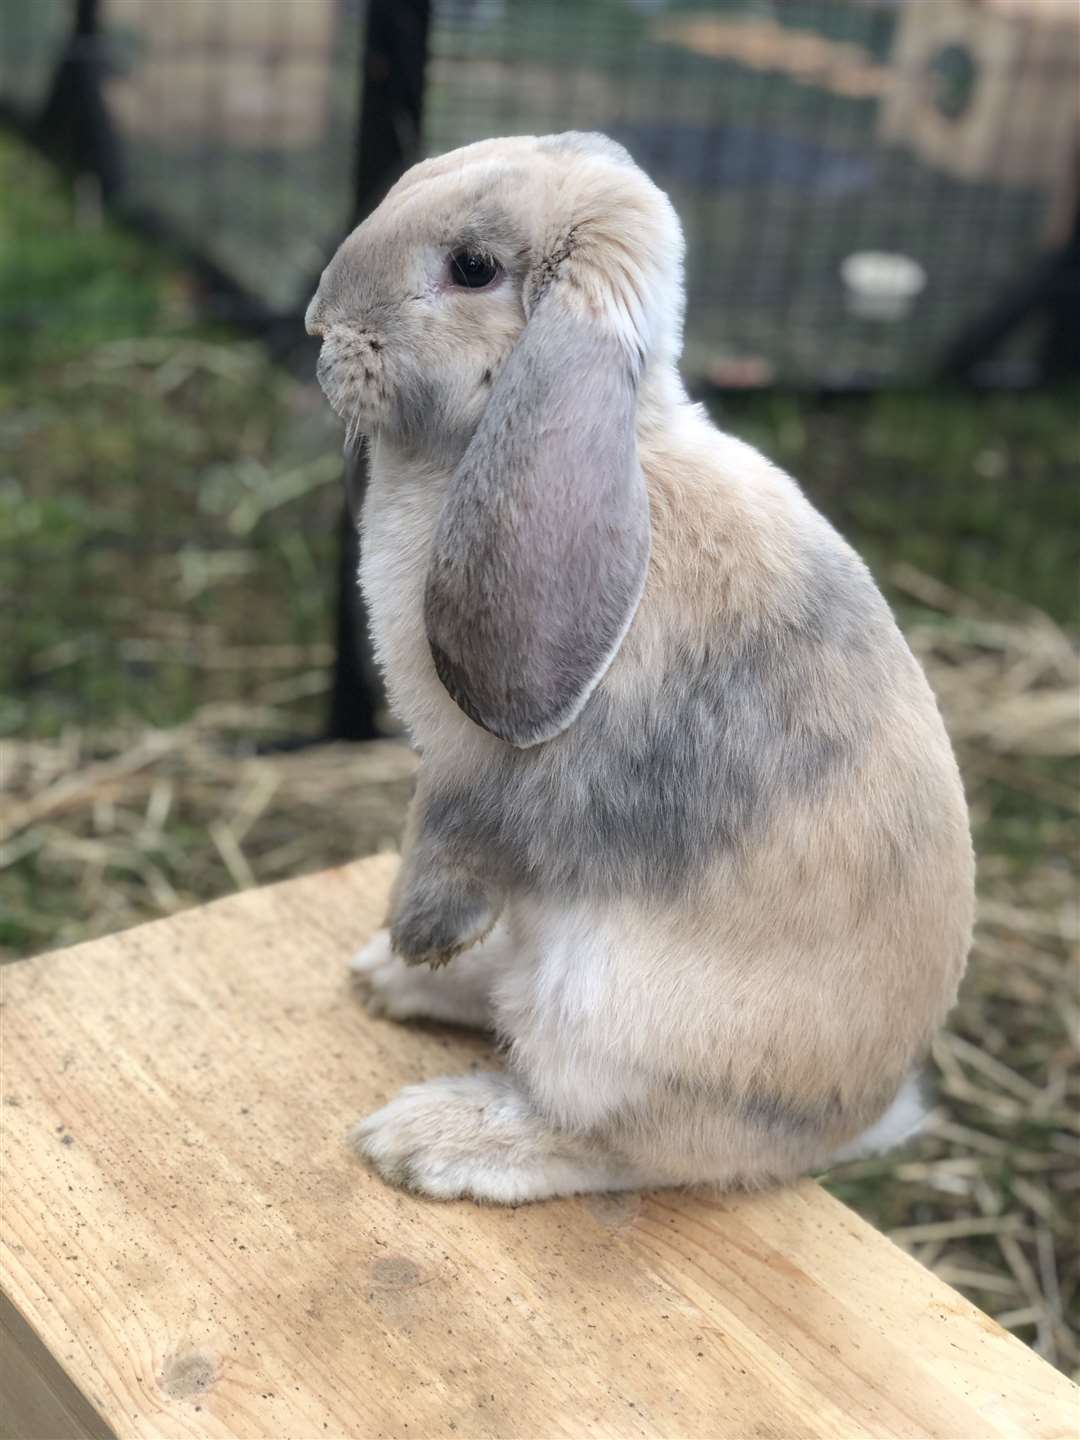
[1,131,1077,1374]
[0,133,343,741]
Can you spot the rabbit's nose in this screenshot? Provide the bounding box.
[305,295,327,338]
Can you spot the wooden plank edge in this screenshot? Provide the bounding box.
[0,1290,116,1440]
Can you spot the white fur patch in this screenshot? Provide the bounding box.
[831,1074,929,1163]
[350,927,501,1028]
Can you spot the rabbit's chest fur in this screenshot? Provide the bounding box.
[361,442,485,758]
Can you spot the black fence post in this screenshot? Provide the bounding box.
[328,0,432,742]
[351,0,432,224]
[1042,170,1080,381]
[35,0,123,198]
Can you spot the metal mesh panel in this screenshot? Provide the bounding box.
[1,0,1077,383]
[0,0,71,116]
[425,0,1078,385]
[97,0,367,311]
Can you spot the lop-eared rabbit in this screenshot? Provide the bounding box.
[306,133,974,1203]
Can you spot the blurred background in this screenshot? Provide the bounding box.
[1,0,1077,1375]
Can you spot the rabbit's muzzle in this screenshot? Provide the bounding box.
[313,326,388,440]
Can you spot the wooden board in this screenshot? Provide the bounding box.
[2,857,1076,1440]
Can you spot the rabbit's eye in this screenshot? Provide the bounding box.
[448,249,500,289]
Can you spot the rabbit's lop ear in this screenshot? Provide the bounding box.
[424,268,651,749]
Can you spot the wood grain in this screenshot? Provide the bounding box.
[2,856,1076,1440]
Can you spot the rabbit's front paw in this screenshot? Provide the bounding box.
[390,884,499,969]
[349,929,493,1028]
[351,1073,644,1204]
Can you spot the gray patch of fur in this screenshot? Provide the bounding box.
[653,1076,843,1140]
[425,298,650,747]
[735,1085,843,1136]
[421,542,890,901]
[390,851,501,968]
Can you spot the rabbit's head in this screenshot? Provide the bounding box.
[307,133,684,449]
[307,133,685,748]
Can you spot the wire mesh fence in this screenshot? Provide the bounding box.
[3,0,1078,386]
[3,0,1078,743]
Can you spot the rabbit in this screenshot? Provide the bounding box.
[306,132,975,1204]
